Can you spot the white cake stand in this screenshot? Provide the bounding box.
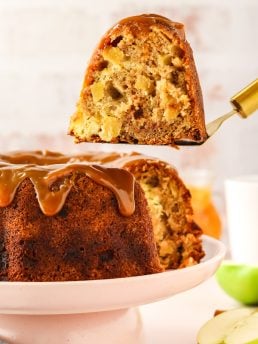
[0,236,225,344]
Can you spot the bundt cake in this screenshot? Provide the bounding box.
[69,14,207,145]
[0,151,204,281]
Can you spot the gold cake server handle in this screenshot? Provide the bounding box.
[206,78,258,137]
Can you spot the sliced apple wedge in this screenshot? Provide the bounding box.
[197,307,258,344]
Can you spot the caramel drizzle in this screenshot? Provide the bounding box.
[117,14,185,39]
[0,150,123,165]
[0,153,135,217]
[98,14,185,52]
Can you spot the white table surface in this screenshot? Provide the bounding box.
[139,276,238,344]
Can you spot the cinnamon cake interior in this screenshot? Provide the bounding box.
[122,157,204,269]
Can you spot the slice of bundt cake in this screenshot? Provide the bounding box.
[69,14,207,145]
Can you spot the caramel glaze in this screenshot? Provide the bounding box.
[100,14,185,50]
[0,151,136,217]
[116,14,185,39]
[0,150,123,165]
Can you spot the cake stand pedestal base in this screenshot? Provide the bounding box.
[0,308,144,344]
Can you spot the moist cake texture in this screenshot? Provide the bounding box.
[116,155,204,269]
[69,14,207,145]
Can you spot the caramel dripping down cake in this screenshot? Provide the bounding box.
[0,151,162,281]
[0,151,204,281]
[69,14,207,145]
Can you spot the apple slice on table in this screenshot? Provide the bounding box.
[216,261,258,305]
[197,308,258,344]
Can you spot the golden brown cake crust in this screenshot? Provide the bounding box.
[69,14,207,145]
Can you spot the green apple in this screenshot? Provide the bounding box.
[197,307,258,344]
[216,262,258,305]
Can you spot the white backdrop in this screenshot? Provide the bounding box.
[0,0,257,184]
